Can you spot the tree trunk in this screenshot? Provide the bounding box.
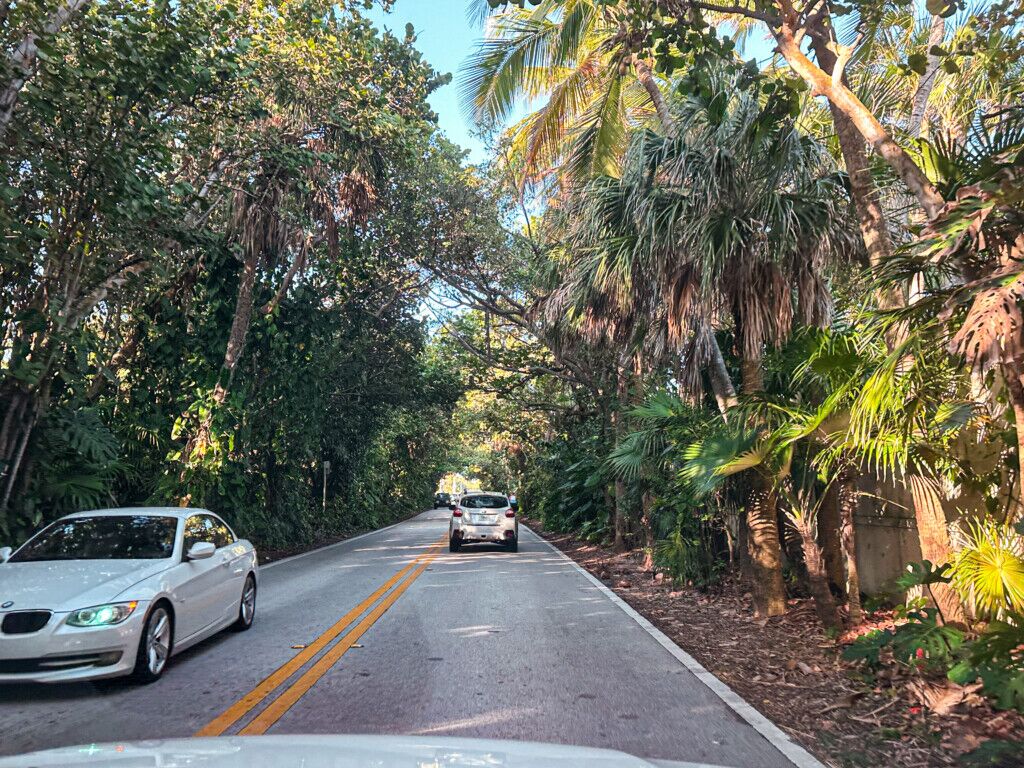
[612,364,629,552]
[738,511,752,581]
[0,387,29,472]
[182,249,258,465]
[614,478,628,551]
[706,327,738,416]
[633,56,673,134]
[837,467,863,624]
[740,349,764,395]
[605,484,616,539]
[0,380,49,513]
[1002,360,1024,519]
[817,478,846,594]
[794,515,840,629]
[220,250,260,389]
[0,0,92,138]
[807,32,901,311]
[906,474,965,625]
[738,339,786,615]
[747,478,788,617]
[640,490,655,570]
[773,24,945,219]
[87,327,142,401]
[909,15,946,137]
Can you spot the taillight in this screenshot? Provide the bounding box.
[452,509,463,517]
[505,509,515,518]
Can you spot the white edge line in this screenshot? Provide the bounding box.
[524,525,828,768]
[260,514,422,571]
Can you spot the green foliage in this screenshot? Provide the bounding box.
[895,559,954,591]
[522,423,610,536]
[655,515,723,590]
[949,519,1024,617]
[842,628,893,668]
[0,0,468,549]
[891,609,965,665]
[949,615,1024,712]
[958,740,1024,768]
[843,608,964,670]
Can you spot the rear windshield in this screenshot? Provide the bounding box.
[10,515,179,562]
[461,495,508,509]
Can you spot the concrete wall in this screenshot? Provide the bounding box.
[852,446,1001,596]
[853,478,921,595]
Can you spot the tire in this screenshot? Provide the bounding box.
[131,604,173,684]
[506,536,518,553]
[232,574,256,631]
[449,537,461,552]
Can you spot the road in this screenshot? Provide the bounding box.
[0,509,818,767]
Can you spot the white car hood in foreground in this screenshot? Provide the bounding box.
[0,559,172,612]
[0,735,730,768]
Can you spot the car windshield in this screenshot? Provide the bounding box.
[9,515,178,562]
[460,495,507,509]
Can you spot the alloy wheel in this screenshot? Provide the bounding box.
[241,578,256,624]
[146,608,171,676]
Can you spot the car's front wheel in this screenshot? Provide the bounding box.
[233,574,256,631]
[131,604,173,684]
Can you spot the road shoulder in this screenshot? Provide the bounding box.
[522,523,825,768]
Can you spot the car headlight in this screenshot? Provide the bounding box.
[66,601,139,627]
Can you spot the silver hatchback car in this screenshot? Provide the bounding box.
[448,492,518,552]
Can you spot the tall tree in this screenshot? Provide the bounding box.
[553,73,854,614]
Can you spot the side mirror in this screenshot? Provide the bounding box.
[448,503,457,511]
[0,547,11,563]
[510,501,519,512]
[186,542,216,561]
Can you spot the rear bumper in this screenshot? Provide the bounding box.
[451,521,517,544]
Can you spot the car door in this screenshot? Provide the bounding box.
[171,515,229,641]
[205,514,246,623]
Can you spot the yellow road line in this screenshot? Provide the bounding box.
[238,545,441,735]
[195,536,445,737]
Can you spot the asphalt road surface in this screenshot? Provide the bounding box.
[0,509,815,767]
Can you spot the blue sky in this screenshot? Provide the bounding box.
[367,0,487,164]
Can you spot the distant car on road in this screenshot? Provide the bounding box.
[433,492,451,509]
[448,492,518,552]
[0,507,258,684]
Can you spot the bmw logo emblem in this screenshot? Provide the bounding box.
[1,601,12,609]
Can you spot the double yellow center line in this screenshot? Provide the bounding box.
[195,535,446,737]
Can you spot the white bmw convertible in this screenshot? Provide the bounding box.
[0,507,258,684]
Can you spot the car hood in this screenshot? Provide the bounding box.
[0,559,172,612]
[0,735,729,768]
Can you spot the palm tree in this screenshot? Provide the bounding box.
[548,72,856,615]
[680,398,845,628]
[463,0,664,182]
